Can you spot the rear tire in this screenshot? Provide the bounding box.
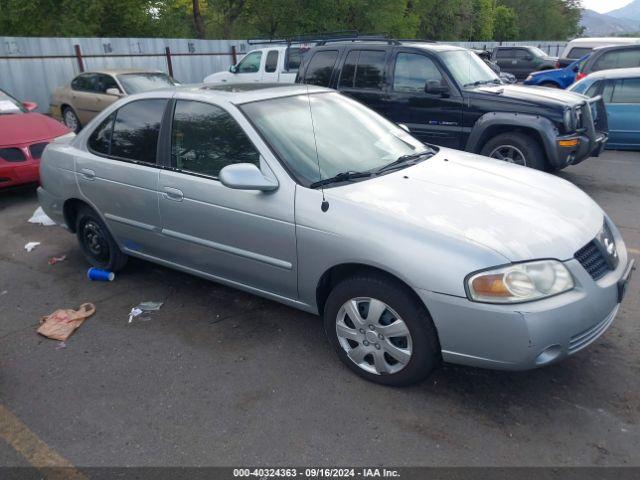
[62,106,81,133]
[76,206,128,272]
[323,274,440,386]
[480,131,548,171]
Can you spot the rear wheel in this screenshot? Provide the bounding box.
[323,274,440,386]
[76,206,128,272]
[481,131,548,171]
[62,106,81,133]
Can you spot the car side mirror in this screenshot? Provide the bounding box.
[22,101,38,111]
[425,80,449,96]
[105,88,122,96]
[219,163,278,191]
[229,65,238,74]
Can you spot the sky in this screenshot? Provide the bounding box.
[582,0,634,13]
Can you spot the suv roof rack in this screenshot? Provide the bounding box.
[316,34,401,46]
[247,31,360,45]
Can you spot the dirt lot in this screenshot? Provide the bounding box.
[0,150,638,468]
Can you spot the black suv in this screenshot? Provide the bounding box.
[491,46,557,80]
[578,44,640,80]
[297,40,607,171]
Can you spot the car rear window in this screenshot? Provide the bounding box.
[304,50,339,87]
[593,48,640,72]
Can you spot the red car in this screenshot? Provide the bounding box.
[0,89,71,188]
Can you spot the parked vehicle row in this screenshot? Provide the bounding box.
[491,45,558,80]
[36,83,634,386]
[558,37,640,68]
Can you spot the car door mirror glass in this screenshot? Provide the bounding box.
[229,65,237,73]
[106,88,122,96]
[22,101,38,111]
[219,163,278,191]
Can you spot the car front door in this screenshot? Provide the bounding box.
[156,99,297,298]
[603,77,640,148]
[229,50,263,83]
[386,51,463,148]
[75,98,168,256]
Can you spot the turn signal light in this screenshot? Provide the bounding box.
[558,138,579,147]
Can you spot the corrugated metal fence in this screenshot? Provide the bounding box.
[0,37,251,113]
[0,37,566,114]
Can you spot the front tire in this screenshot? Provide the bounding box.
[62,106,81,133]
[323,274,440,386]
[76,206,128,272]
[481,131,548,170]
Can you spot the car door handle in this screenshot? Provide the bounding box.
[80,168,95,180]
[163,186,183,201]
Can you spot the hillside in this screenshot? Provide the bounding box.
[580,8,640,36]
[608,0,640,22]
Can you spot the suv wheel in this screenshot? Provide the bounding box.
[481,132,548,170]
[323,274,440,386]
[76,206,128,272]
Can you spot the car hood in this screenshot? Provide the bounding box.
[0,113,69,147]
[473,83,586,108]
[327,149,603,262]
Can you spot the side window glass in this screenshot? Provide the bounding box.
[339,50,358,88]
[611,78,640,104]
[171,101,259,178]
[96,75,119,94]
[110,99,167,164]
[393,53,443,93]
[495,49,512,59]
[305,50,338,87]
[594,51,625,71]
[585,80,601,98]
[237,51,262,73]
[71,74,95,92]
[515,49,529,60]
[265,50,278,73]
[88,113,115,155]
[569,47,592,58]
[354,50,386,90]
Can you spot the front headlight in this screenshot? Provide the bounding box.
[563,108,574,131]
[467,260,574,304]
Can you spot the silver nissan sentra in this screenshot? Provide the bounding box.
[38,84,634,386]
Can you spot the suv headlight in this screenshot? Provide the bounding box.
[467,260,574,304]
[563,108,575,131]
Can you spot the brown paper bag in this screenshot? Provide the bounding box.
[37,303,96,341]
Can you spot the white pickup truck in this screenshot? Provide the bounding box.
[203,46,302,84]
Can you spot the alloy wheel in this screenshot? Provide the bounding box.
[489,145,527,166]
[335,297,413,375]
[63,110,79,132]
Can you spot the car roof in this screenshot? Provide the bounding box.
[584,67,640,80]
[567,37,640,45]
[311,40,466,52]
[80,69,165,76]
[174,83,331,105]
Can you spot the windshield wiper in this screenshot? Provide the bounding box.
[309,170,372,189]
[374,149,435,175]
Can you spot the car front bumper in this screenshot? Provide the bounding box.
[418,243,632,371]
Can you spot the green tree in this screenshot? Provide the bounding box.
[472,0,494,41]
[493,5,518,41]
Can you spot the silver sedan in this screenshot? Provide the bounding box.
[38,84,634,386]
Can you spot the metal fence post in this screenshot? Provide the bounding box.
[231,45,237,65]
[165,46,173,77]
[74,44,84,72]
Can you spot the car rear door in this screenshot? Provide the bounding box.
[603,77,640,148]
[261,50,280,82]
[70,73,101,125]
[386,50,463,148]
[156,99,298,298]
[75,98,168,256]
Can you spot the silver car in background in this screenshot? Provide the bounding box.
[38,84,634,386]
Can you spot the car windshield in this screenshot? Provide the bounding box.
[241,92,428,187]
[440,50,501,87]
[116,73,176,94]
[0,90,26,114]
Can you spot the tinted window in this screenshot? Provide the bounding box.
[286,47,302,70]
[265,50,278,73]
[585,80,601,97]
[514,49,532,60]
[110,99,167,164]
[495,49,513,59]
[339,50,358,88]
[354,50,386,89]
[71,74,97,92]
[88,113,115,155]
[96,75,119,94]
[305,50,338,87]
[393,53,443,93]
[171,101,259,178]
[593,48,640,71]
[611,78,640,103]
[237,51,262,73]
[568,47,592,59]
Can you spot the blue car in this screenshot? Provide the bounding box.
[569,67,640,150]
[524,55,589,89]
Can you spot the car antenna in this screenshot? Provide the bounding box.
[305,84,329,212]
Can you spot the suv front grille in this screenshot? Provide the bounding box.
[0,147,26,162]
[575,240,610,280]
[29,142,48,159]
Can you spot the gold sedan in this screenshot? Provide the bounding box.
[49,69,177,132]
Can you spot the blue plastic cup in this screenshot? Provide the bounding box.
[87,268,115,282]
